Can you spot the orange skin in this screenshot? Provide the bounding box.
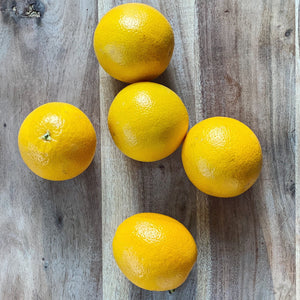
[182,117,263,198]
[113,213,197,291]
[18,102,96,181]
[94,3,174,83]
[108,82,189,162]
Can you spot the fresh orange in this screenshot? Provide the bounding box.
[18,102,96,181]
[182,117,262,198]
[108,82,189,162]
[112,213,197,291]
[93,3,174,83]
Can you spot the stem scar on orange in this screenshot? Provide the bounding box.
[18,102,97,181]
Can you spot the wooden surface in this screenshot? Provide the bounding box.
[295,1,299,300]
[0,0,296,299]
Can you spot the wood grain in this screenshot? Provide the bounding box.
[0,0,101,299]
[99,1,201,299]
[295,1,299,299]
[196,0,295,299]
[0,0,296,299]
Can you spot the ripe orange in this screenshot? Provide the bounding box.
[112,213,197,291]
[107,82,189,162]
[182,117,262,197]
[93,3,174,83]
[18,102,96,181]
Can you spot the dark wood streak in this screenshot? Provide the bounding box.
[1,0,45,25]
[296,0,300,297]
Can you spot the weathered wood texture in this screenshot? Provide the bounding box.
[101,0,295,299]
[99,1,199,299]
[0,0,296,299]
[0,0,101,299]
[196,1,295,299]
[295,1,299,300]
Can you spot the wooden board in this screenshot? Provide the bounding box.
[196,1,295,299]
[0,0,102,299]
[295,1,299,299]
[0,0,296,299]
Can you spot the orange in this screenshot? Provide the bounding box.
[112,213,197,291]
[108,82,189,162]
[182,117,262,198]
[18,102,96,181]
[93,3,174,83]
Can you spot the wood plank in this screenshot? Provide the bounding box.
[0,0,101,299]
[99,0,199,299]
[196,0,295,299]
[295,1,299,299]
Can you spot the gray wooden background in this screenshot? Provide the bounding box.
[0,0,296,299]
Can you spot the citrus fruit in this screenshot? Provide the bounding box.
[18,102,97,181]
[108,82,189,162]
[93,3,174,83]
[182,117,262,198]
[112,213,197,291]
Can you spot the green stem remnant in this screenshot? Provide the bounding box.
[168,289,176,294]
[41,131,52,141]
